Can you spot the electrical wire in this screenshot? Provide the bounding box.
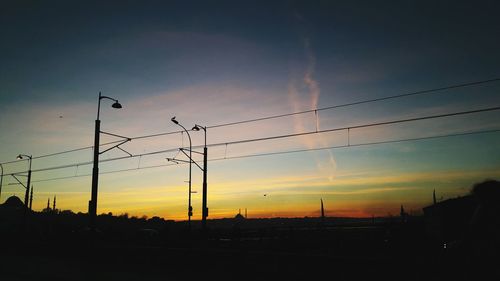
[6,128,500,186]
[2,77,499,165]
[3,105,500,177]
[204,105,500,148]
[207,77,500,129]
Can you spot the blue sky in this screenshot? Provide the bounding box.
[1,0,500,219]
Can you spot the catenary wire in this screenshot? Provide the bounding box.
[3,105,500,176]
[6,128,500,185]
[2,77,499,165]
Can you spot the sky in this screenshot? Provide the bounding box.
[1,0,500,220]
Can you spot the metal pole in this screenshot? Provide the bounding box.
[24,157,32,207]
[90,93,101,231]
[187,129,192,230]
[172,119,193,229]
[202,127,208,230]
[29,185,33,210]
[88,92,122,231]
[0,163,3,202]
[90,120,100,231]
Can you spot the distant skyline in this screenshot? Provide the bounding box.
[1,0,500,220]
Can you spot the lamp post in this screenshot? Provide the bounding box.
[192,124,208,230]
[16,154,32,207]
[0,163,3,202]
[89,92,122,231]
[171,116,193,229]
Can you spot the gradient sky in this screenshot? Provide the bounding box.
[1,0,500,220]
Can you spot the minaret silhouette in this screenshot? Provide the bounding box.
[29,185,33,210]
[433,189,437,205]
[400,204,406,222]
[245,208,247,219]
[53,195,56,211]
[47,198,50,210]
[320,198,325,220]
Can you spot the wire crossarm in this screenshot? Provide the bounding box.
[98,131,132,156]
[10,174,28,189]
[167,148,204,171]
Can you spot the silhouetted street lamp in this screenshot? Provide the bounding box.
[192,124,208,230]
[16,154,32,207]
[0,163,3,202]
[89,92,122,231]
[170,116,193,229]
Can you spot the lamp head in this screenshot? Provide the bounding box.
[171,116,179,125]
[111,101,122,109]
[192,124,205,131]
[16,154,23,160]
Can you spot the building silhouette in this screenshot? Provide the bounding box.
[423,195,476,242]
[234,209,245,220]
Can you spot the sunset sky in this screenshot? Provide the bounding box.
[1,1,500,220]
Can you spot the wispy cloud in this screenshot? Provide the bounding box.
[287,36,337,182]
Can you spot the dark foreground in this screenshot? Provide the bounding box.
[1,217,498,281]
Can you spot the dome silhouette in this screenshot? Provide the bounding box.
[2,196,25,209]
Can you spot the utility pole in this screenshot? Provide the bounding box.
[0,163,3,202]
[89,92,126,232]
[14,154,32,208]
[29,185,33,210]
[193,124,208,230]
[168,121,209,231]
[170,117,193,230]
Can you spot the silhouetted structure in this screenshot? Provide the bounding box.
[0,196,25,233]
[29,186,33,210]
[425,180,500,280]
[89,92,124,232]
[1,195,25,210]
[423,195,476,243]
[400,204,407,222]
[43,198,51,212]
[321,198,325,221]
[467,180,500,260]
[433,189,437,205]
[192,124,208,230]
[169,116,194,229]
[234,209,245,221]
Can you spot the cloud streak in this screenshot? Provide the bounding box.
[287,36,337,182]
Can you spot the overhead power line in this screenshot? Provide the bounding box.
[206,77,500,129]
[2,77,499,166]
[204,105,500,148]
[3,104,500,178]
[7,128,500,186]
